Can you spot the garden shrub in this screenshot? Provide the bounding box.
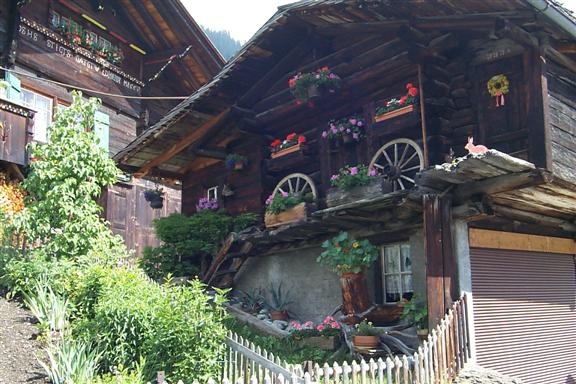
[76,266,229,381]
[140,211,257,279]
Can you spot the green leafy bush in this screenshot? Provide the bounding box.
[75,267,228,381]
[39,339,101,384]
[330,164,377,191]
[140,211,257,279]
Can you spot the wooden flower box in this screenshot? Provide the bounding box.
[326,177,392,208]
[264,202,313,228]
[271,143,305,159]
[301,335,341,351]
[374,104,415,123]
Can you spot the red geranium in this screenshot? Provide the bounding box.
[406,83,413,90]
[286,132,297,141]
[298,135,306,143]
[321,66,329,72]
[288,78,296,88]
[271,139,282,148]
[399,95,408,105]
[408,87,418,97]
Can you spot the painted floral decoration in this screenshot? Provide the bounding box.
[375,83,419,117]
[288,67,341,104]
[322,114,365,141]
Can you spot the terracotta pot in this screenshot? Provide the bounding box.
[307,84,320,99]
[353,335,380,348]
[270,310,288,321]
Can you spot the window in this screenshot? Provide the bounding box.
[381,243,413,303]
[207,186,218,202]
[22,89,53,143]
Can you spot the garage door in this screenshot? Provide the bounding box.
[470,248,576,384]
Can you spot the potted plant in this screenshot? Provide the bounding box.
[264,190,313,228]
[225,153,248,171]
[270,133,306,159]
[289,316,342,350]
[322,114,365,144]
[143,188,164,209]
[317,232,378,319]
[374,83,419,122]
[288,67,341,105]
[401,296,429,340]
[238,288,265,314]
[352,320,381,349]
[265,283,293,321]
[326,164,391,207]
[195,197,219,212]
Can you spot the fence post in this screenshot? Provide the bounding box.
[157,372,165,384]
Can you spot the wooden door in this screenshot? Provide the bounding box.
[106,184,134,250]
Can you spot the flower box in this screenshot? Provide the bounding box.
[264,202,309,228]
[301,335,341,351]
[326,177,392,208]
[374,104,415,123]
[271,143,305,159]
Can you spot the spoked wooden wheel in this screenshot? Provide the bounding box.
[369,138,424,191]
[272,173,318,200]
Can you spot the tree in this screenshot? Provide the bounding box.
[203,27,242,60]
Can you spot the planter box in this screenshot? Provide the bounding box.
[374,104,415,123]
[326,178,392,208]
[264,202,312,228]
[271,143,305,159]
[301,335,341,351]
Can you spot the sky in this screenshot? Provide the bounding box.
[183,0,576,43]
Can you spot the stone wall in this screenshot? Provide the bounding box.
[234,229,427,323]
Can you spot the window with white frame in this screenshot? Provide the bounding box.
[22,89,53,143]
[207,186,218,202]
[381,243,413,303]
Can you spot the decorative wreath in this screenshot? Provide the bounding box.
[487,74,510,97]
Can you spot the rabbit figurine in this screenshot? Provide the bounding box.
[465,137,488,155]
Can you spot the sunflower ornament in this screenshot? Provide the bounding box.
[487,74,509,107]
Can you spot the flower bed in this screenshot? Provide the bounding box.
[374,83,419,122]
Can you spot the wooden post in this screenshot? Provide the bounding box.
[417,65,430,168]
[423,194,456,329]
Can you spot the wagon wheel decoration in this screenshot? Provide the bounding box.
[369,138,424,191]
[272,173,318,201]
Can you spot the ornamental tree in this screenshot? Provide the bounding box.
[12,92,125,260]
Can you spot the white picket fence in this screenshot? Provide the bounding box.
[159,293,472,384]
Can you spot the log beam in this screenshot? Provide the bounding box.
[134,108,230,177]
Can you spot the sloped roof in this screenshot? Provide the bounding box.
[115,0,576,175]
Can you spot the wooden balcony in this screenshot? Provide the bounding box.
[0,99,35,166]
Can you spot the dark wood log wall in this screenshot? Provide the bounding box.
[547,62,576,184]
[181,135,264,217]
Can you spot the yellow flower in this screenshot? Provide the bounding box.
[352,241,359,248]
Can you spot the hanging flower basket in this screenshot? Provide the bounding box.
[288,67,341,104]
[225,153,248,171]
[322,114,365,143]
[143,189,164,209]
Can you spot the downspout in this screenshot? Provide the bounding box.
[524,0,576,40]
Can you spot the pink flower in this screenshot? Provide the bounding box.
[330,174,339,181]
[353,133,359,140]
[281,191,289,198]
[330,322,341,329]
[329,73,337,79]
[315,74,320,79]
[303,321,313,328]
[349,118,357,125]
[290,321,302,330]
[316,324,325,332]
[346,128,351,134]
[331,127,338,134]
[265,195,274,205]
[330,123,336,129]
[322,131,328,138]
[357,121,363,127]
[368,167,377,177]
[323,316,335,324]
[350,167,358,176]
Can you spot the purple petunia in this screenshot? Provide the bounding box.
[357,121,363,127]
[322,131,328,138]
[368,167,378,177]
[331,127,338,134]
[346,128,351,134]
[281,191,289,198]
[349,118,357,125]
[349,167,359,176]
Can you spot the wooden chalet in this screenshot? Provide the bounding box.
[117,1,576,382]
[0,0,224,255]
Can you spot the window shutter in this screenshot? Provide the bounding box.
[5,72,21,103]
[94,110,110,153]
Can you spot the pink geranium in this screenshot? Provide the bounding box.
[303,320,314,329]
[323,315,335,324]
[349,166,359,176]
[316,324,325,332]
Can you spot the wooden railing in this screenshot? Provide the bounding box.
[157,293,472,384]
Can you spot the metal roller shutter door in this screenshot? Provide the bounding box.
[470,248,576,384]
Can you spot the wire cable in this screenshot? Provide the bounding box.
[0,66,190,100]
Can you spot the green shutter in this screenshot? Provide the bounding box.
[94,110,110,153]
[5,72,21,103]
